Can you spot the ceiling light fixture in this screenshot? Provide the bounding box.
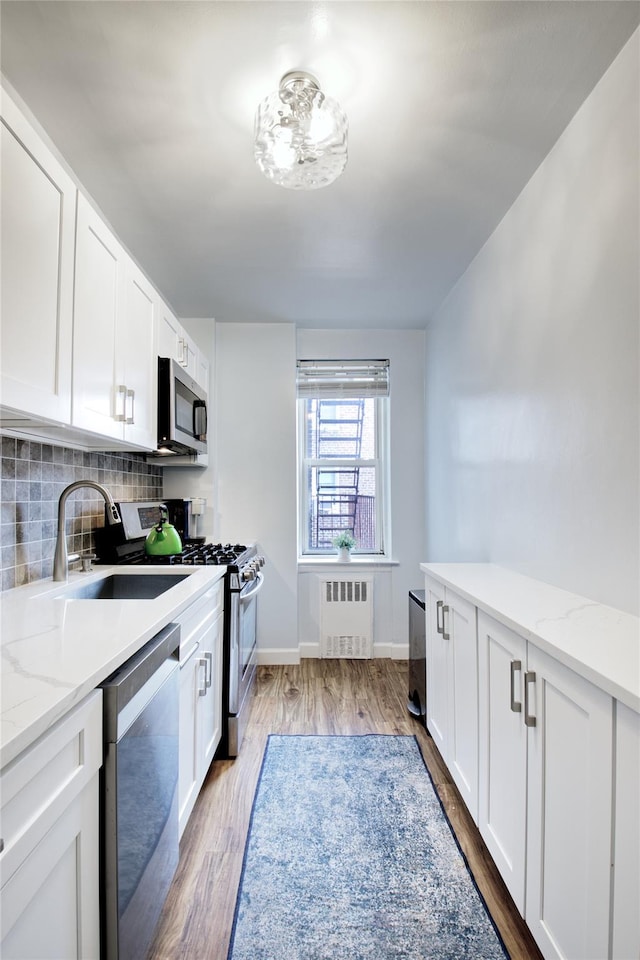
[254,71,348,190]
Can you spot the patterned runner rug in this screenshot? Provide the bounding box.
[228,735,507,960]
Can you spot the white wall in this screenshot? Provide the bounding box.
[215,322,298,658]
[298,329,426,654]
[425,31,639,615]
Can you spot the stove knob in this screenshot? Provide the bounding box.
[242,567,256,581]
[258,556,266,567]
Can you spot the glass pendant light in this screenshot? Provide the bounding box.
[254,71,348,190]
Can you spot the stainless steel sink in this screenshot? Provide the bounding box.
[55,574,190,600]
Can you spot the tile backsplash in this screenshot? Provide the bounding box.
[1,437,163,591]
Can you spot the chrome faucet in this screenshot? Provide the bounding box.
[53,481,122,581]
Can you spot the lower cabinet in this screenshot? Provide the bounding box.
[178,583,224,837]
[478,612,613,960]
[425,576,479,821]
[0,691,102,960]
[612,702,640,959]
[477,614,528,911]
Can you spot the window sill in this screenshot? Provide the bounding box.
[298,556,399,571]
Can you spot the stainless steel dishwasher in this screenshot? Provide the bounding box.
[408,589,426,724]
[100,621,180,960]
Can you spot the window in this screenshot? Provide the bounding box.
[297,360,390,556]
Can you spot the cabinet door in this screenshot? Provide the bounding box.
[196,350,210,393]
[179,331,198,380]
[178,648,201,839]
[425,576,447,757]
[0,92,75,424]
[0,776,100,960]
[525,645,613,960]
[157,304,182,362]
[198,612,224,773]
[445,590,478,822]
[478,613,527,913]
[120,260,156,450]
[612,702,640,960]
[72,194,123,440]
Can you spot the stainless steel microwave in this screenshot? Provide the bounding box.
[156,357,207,456]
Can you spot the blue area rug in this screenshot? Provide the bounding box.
[228,735,508,960]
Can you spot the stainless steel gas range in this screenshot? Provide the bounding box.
[96,500,265,758]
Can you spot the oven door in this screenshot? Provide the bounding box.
[228,573,264,715]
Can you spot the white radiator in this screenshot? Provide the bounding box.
[319,578,373,659]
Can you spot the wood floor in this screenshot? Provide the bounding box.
[148,660,543,960]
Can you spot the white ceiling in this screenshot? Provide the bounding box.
[1,1,638,329]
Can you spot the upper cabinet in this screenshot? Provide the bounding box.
[0,91,76,425]
[157,307,209,393]
[0,91,209,453]
[72,196,156,451]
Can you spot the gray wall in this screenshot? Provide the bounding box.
[425,31,639,614]
[0,437,162,590]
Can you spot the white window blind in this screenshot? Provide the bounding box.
[296,360,390,398]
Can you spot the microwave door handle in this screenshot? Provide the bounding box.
[193,400,207,441]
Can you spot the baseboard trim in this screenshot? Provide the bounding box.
[256,648,301,665]
[297,642,409,661]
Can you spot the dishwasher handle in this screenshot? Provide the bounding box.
[100,622,180,735]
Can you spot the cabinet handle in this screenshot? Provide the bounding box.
[524,671,537,727]
[204,651,212,689]
[0,838,4,854]
[114,384,127,421]
[510,660,522,712]
[442,604,450,640]
[198,657,208,696]
[436,600,444,635]
[126,388,135,424]
[178,338,188,367]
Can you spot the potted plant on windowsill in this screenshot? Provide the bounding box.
[332,531,356,562]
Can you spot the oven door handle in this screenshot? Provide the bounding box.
[239,572,265,603]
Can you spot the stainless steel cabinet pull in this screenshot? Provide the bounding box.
[436,600,444,635]
[178,338,188,367]
[442,604,450,640]
[204,651,212,689]
[524,671,537,727]
[198,657,208,696]
[510,660,522,712]
[126,388,135,425]
[114,384,127,421]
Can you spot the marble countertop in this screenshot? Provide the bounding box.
[0,565,226,769]
[420,563,640,712]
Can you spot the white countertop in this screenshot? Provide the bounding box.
[420,563,640,712]
[0,565,226,769]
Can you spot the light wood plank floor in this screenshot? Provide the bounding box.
[149,660,543,960]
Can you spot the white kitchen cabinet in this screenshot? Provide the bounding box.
[612,702,640,960]
[477,613,528,912]
[425,576,478,821]
[120,258,157,449]
[0,691,102,960]
[478,611,613,958]
[73,193,156,449]
[525,644,612,960]
[197,351,210,394]
[0,90,76,425]
[425,576,447,756]
[157,303,183,366]
[177,582,224,837]
[157,305,209,392]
